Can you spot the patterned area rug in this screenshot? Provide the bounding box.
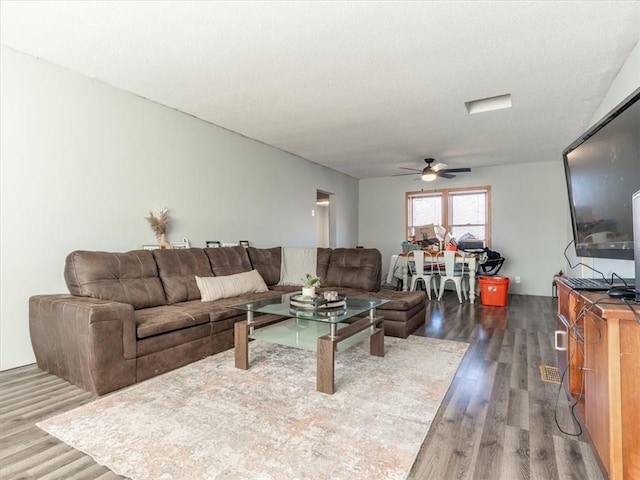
[38,336,468,480]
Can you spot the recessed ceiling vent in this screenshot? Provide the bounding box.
[465,93,512,114]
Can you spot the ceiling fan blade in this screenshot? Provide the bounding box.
[438,172,456,179]
[440,167,471,173]
[402,158,470,179]
[391,172,420,177]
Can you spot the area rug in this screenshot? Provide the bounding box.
[38,336,468,480]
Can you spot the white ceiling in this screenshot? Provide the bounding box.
[1,1,639,179]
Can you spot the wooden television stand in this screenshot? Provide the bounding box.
[555,278,639,480]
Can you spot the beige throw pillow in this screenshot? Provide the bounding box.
[196,270,268,302]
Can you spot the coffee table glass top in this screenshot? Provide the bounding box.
[228,293,388,324]
[229,293,388,352]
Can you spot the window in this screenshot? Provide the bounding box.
[406,186,491,246]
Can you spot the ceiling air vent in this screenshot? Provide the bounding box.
[465,94,512,114]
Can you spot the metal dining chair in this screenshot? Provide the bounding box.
[435,250,468,303]
[408,250,437,300]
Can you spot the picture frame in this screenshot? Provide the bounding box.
[239,240,250,248]
[170,241,189,249]
[222,242,239,247]
[142,244,159,251]
[206,241,221,248]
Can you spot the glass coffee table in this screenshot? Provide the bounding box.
[229,294,388,394]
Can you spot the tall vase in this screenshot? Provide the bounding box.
[158,233,171,249]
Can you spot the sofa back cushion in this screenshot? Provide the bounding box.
[64,250,167,309]
[246,247,281,286]
[205,246,252,276]
[153,248,214,304]
[317,248,332,284]
[325,248,382,292]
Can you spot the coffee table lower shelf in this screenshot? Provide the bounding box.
[234,314,385,394]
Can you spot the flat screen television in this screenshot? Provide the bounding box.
[563,87,640,260]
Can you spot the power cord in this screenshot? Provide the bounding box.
[562,240,633,288]
[554,292,639,436]
[554,290,587,436]
[554,349,583,437]
[553,294,604,436]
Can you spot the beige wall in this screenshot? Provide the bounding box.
[358,161,570,297]
[359,41,639,296]
[0,47,359,370]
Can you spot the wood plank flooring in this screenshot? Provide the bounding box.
[0,293,605,479]
[407,293,604,480]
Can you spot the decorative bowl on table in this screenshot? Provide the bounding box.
[289,293,346,311]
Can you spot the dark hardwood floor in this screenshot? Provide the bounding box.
[408,292,604,480]
[0,292,605,479]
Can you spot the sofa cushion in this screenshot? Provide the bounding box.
[205,246,252,276]
[196,270,268,302]
[206,292,285,325]
[172,299,244,325]
[137,323,212,357]
[317,248,332,284]
[325,248,382,292]
[64,250,166,309]
[153,248,213,304]
[247,247,281,286]
[360,289,426,311]
[316,287,424,311]
[134,305,210,339]
[173,291,282,325]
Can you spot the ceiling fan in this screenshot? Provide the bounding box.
[396,158,471,181]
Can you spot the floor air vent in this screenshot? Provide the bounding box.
[540,365,561,384]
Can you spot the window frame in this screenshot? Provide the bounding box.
[405,185,492,247]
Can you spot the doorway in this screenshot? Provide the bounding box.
[316,191,332,248]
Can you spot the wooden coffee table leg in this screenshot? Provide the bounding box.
[234,321,249,370]
[317,337,335,394]
[316,316,385,394]
[370,319,385,357]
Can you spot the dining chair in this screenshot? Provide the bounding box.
[386,254,400,285]
[436,250,468,303]
[408,250,437,300]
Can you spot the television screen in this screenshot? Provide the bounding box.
[563,88,640,260]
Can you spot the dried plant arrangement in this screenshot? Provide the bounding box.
[145,207,171,249]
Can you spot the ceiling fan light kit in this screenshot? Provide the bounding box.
[397,158,471,182]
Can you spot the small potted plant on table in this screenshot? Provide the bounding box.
[302,273,320,298]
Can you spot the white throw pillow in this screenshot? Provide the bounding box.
[196,270,268,302]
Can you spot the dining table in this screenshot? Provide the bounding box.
[399,250,478,303]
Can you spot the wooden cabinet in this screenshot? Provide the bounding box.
[583,308,611,473]
[555,281,585,410]
[555,279,640,480]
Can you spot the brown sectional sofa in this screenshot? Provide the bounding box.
[29,246,426,395]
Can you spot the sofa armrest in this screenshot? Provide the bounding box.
[29,294,137,395]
